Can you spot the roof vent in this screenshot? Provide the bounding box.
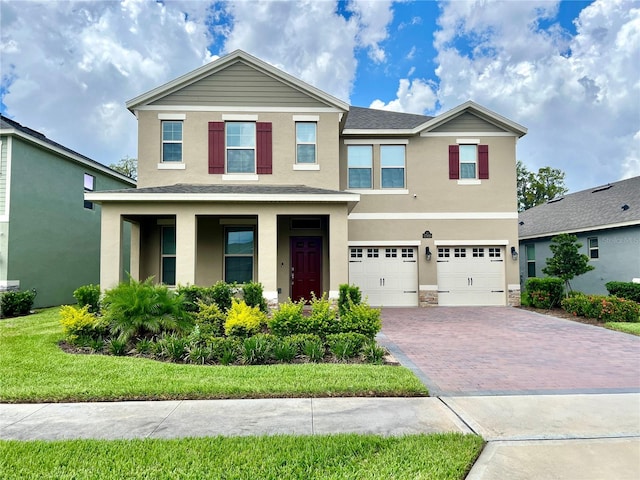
[547,197,564,204]
[592,184,612,193]
[622,204,630,211]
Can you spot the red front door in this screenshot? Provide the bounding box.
[291,236,322,302]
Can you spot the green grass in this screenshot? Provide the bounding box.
[0,308,428,403]
[605,322,640,336]
[0,434,484,480]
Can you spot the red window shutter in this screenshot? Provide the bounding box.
[208,122,225,174]
[448,145,459,179]
[256,122,272,174]
[478,144,489,179]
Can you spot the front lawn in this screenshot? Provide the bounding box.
[0,433,484,480]
[0,308,428,403]
[606,322,640,336]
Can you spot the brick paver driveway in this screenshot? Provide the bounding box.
[379,307,640,396]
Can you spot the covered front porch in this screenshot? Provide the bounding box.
[88,185,359,305]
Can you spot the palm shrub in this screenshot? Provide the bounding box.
[102,277,193,343]
[73,284,101,314]
[224,299,267,337]
[268,299,306,336]
[242,281,268,312]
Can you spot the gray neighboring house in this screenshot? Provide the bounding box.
[518,176,640,294]
[0,115,136,308]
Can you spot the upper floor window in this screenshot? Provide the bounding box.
[380,145,405,188]
[588,237,599,259]
[348,145,373,189]
[226,122,256,173]
[84,173,95,210]
[296,122,317,164]
[449,144,489,180]
[162,121,183,162]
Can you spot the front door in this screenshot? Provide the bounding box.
[291,236,322,301]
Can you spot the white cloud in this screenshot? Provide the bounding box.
[0,0,216,165]
[370,78,437,114]
[429,0,640,192]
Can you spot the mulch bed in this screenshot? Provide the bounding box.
[517,306,605,327]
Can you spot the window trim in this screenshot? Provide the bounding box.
[161,120,183,163]
[224,226,255,284]
[347,144,373,189]
[459,144,478,180]
[526,244,536,277]
[295,121,317,164]
[225,121,256,174]
[588,237,599,260]
[380,144,406,189]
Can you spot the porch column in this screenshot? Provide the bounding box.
[257,213,278,305]
[100,206,122,290]
[128,221,140,282]
[175,211,196,286]
[328,208,349,301]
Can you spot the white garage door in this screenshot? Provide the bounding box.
[436,246,506,306]
[349,247,418,307]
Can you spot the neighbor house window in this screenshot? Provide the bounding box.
[526,244,536,277]
[161,226,176,285]
[296,122,317,163]
[84,173,95,210]
[380,145,405,188]
[588,237,599,259]
[225,227,254,283]
[348,145,373,189]
[226,122,256,173]
[162,121,183,162]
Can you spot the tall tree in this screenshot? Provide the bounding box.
[517,161,568,211]
[109,156,137,180]
[542,233,595,295]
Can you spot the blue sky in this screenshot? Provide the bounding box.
[1,0,638,193]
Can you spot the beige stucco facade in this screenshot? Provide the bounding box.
[89,50,526,307]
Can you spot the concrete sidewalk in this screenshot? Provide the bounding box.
[1,394,639,479]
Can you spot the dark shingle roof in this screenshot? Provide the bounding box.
[97,183,349,196]
[519,176,640,238]
[344,106,432,130]
[0,115,135,184]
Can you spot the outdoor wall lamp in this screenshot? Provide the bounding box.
[511,246,519,260]
[425,246,432,261]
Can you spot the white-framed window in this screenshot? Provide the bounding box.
[296,122,317,164]
[526,244,536,277]
[459,145,477,179]
[588,237,599,259]
[348,145,373,189]
[226,122,256,173]
[224,226,255,283]
[161,226,176,285]
[380,145,405,188]
[162,121,183,162]
[84,173,95,210]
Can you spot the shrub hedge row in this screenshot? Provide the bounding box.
[605,281,640,303]
[561,294,640,322]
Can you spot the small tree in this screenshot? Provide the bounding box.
[542,234,594,296]
[109,156,137,180]
[517,161,568,211]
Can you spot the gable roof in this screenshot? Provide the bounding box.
[0,115,136,185]
[126,50,349,112]
[342,101,527,137]
[518,176,640,239]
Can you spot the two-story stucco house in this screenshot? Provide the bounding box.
[0,115,135,308]
[87,50,527,307]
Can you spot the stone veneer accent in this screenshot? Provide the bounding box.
[419,289,439,307]
[508,288,521,307]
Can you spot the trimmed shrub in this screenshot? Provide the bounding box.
[338,301,381,339]
[73,284,101,314]
[1,289,36,318]
[242,281,268,313]
[268,299,306,336]
[338,284,362,316]
[224,299,267,337]
[59,305,107,344]
[307,294,340,336]
[605,281,640,303]
[102,277,193,342]
[562,294,640,322]
[177,285,216,313]
[211,281,234,313]
[525,277,564,308]
[194,302,226,337]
